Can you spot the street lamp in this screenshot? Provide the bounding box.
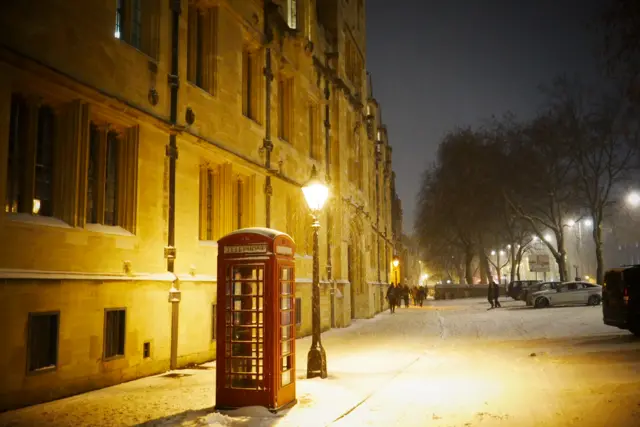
[302,165,329,379]
[544,233,553,242]
[627,191,640,207]
[392,256,400,286]
[583,218,593,227]
[491,250,496,256]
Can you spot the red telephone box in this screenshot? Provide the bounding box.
[215,228,297,412]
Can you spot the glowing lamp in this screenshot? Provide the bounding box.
[302,165,329,212]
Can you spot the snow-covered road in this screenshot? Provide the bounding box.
[2,298,640,427]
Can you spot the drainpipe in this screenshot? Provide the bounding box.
[167,0,182,371]
[375,139,382,311]
[323,63,335,328]
[263,2,275,227]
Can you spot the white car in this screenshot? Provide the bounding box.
[532,281,602,308]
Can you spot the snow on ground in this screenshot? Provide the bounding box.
[2,298,640,427]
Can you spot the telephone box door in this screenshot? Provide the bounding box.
[276,260,296,408]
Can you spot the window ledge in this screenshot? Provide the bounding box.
[85,224,135,237]
[103,354,125,362]
[27,365,57,376]
[186,81,215,99]
[199,240,219,247]
[115,38,158,64]
[242,115,263,129]
[7,213,71,229]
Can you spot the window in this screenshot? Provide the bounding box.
[199,165,219,241]
[235,178,243,230]
[187,6,218,93]
[278,78,293,142]
[287,0,297,29]
[295,297,302,325]
[143,341,150,358]
[86,122,139,232]
[242,49,259,122]
[5,95,25,213]
[309,103,318,159]
[35,105,55,217]
[114,0,159,58]
[5,95,56,216]
[211,304,217,341]
[27,312,59,373]
[104,309,126,359]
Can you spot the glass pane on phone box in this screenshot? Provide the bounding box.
[231,342,253,357]
[258,297,263,310]
[281,282,291,295]
[281,310,292,325]
[233,266,257,281]
[281,339,291,354]
[231,375,258,389]
[234,281,258,296]
[233,312,255,326]
[232,326,254,341]
[281,268,289,280]
[259,313,263,324]
[281,297,292,310]
[281,325,291,340]
[282,370,291,386]
[259,282,263,295]
[282,355,292,371]
[231,359,257,373]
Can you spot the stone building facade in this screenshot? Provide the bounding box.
[0,0,398,410]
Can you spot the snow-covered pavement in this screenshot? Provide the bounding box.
[2,298,640,427]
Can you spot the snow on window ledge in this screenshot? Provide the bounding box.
[199,240,219,247]
[85,223,134,237]
[7,213,72,229]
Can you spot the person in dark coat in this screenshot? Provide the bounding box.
[492,281,502,308]
[386,285,397,313]
[417,286,426,307]
[403,284,410,307]
[487,281,495,309]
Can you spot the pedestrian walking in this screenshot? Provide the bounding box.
[493,281,502,308]
[417,286,426,307]
[386,285,397,313]
[487,282,495,309]
[403,284,410,308]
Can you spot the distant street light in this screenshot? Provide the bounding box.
[506,244,511,249]
[499,250,506,256]
[446,279,451,284]
[627,191,640,208]
[491,250,496,256]
[544,233,553,242]
[532,235,539,242]
[392,256,400,286]
[583,218,593,227]
[566,219,576,227]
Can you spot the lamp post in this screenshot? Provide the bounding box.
[302,165,329,379]
[392,256,400,286]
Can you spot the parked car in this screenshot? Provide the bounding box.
[507,280,540,300]
[603,266,640,336]
[532,281,602,308]
[524,281,561,306]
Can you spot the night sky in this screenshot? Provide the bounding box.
[366,0,606,232]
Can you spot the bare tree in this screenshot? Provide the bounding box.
[548,77,640,285]
[490,114,580,281]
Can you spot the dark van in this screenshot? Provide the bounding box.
[603,266,640,336]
